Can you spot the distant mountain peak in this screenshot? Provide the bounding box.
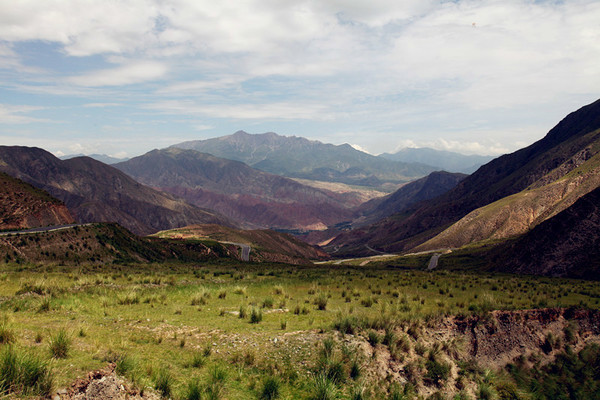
[172,131,437,187]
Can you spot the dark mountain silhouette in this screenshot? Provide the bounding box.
[352,171,467,227]
[0,171,75,230]
[172,131,436,186]
[489,186,600,279]
[328,98,600,256]
[0,146,232,236]
[115,148,356,231]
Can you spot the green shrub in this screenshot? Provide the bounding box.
[38,297,51,313]
[260,376,281,400]
[333,315,360,335]
[0,346,53,397]
[48,329,70,359]
[350,384,367,400]
[382,328,396,346]
[114,354,135,376]
[425,359,450,386]
[185,353,206,368]
[262,298,274,309]
[367,330,380,347]
[184,379,202,400]
[250,307,263,324]
[477,382,497,400]
[321,338,335,360]
[0,320,15,344]
[308,373,338,400]
[205,365,227,400]
[154,367,173,398]
[314,294,328,310]
[349,359,361,380]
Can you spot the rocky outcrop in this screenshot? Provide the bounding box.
[0,172,75,230]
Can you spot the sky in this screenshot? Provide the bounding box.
[0,0,599,159]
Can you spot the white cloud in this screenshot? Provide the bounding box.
[350,143,373,155]
[82,103,122,108]
[146,99,334,121]
[67,61,167,86]
[0,0,599,158]
[0,104,48,124]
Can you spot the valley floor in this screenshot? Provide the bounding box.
[0,261,599,399]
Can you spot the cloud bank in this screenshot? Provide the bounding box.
[0,0,598,156]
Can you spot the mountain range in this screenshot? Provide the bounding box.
[114,147,358,231]
[327,98,600,257]
[0,147,231,236]
[173,131,436,187]
[1,99,600,278]
[380,148,494,174]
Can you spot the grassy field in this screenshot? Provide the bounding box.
[0,259,599,399]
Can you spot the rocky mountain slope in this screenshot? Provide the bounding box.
[488,186,600,279]
[115,148,357,231]
[153,224,329,264]
[0,172,75,230]
[380,147,493,174]
[353,171,466,227]
[327,98,600,256]
[416,133,600,251]
[173,131,436,187]
[0,146,232,236]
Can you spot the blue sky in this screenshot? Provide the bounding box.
[0,0,599,158]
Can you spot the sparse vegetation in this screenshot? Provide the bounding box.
[0,261,595,398]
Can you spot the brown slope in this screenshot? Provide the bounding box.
[0,223,239,265]
[328,98,600,256]
[488,186,600,279]
[0,146,233,236]
[115,148,355,230]
[153,224,329,264]
[0,171,75,230]
[416,136,600,251]
[353,171,466,227]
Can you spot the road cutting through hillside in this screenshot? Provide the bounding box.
[0,223,92,236]
[221,241,251,261]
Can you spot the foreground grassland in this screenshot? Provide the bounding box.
[0,261,599,399]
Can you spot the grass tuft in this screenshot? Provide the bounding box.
[260,376,281,400]
[0,346,53,397]
[48,329,70,359]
